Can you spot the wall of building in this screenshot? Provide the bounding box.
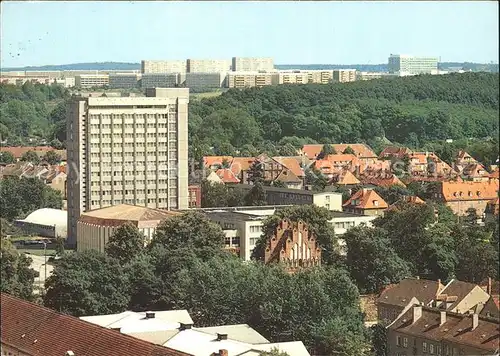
[186,59,231,73]
[231,57,274,72]
[141,73,178,89]
[312,192,342,211]
[452,286,490,314]
[185,73,224,89]
[141,60,186,74]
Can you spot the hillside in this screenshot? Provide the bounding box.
[188,72,499,164]
[3,62,498,73]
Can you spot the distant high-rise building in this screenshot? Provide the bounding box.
[75,74,110,88]
[231,57,274,72]
[332,69,356,83]
[185,72,225,89]
[66,88,189,247]
[141,60,187,74]
[141,73,179,89]
[108,73,140,89]
[388,54,439,75]
[278,72,309,85]
[227,72,278,89]
[186,59,231,73]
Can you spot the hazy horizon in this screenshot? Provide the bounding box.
[1,1,498,68]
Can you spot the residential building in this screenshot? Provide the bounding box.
[307,70,333,84]
[0,146,65,161]
[53,77,76,87]
[109,73,140,89]
[141,60,187,74]
[231,57,274,72]
[436,180,499,216]
[0,293,188,356]
[66,88,189,247]
[356,71,396,81]
[388,54,439,75]
[300,143,378,166]
[254,72,279,87]
[378,146,413,160]
[215,168,240,184]
[358,168,406,188]
[278,72,309,85]
[387,304,499,356]
[188,185,202,208]
[485,197,499,223]
[343,188,388,216]
[264,219,321,272]
[232,184,343,211]
[185,73,225,90]
[202,206,377,260]
[332,69,356,83]
[434,279,491,314]
[77,204,180,252]
[377,278,445,325]
[75,74,110,88]
[186,59,231,73]
[141,73,179,89]
[227,72,279,89]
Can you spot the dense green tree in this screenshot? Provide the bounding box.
[105,222,145,264]
[244,181,267,206]
[374,185,413,205]
[317,144,336,159]
[0,151,15,164]
[149,211,225,254]
[0,241,37,300]
[20,150,41,164]
[247,160,265,184]
[259,349,290,356]
[370,324,388,356]
[43,250,130,316]
[54,236,65,256]
[342,146,356,155]
[42,150,61,165]
[344,226,411,294]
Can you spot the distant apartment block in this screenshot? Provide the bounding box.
[109,73,140,89]
[227,72,279,89]
[332,69,356,83]
[141,73,179,89]
[53,77,76,87]
[186,59,231,73]
[231,57,274,72]
[388,54,439,75]
[141,60,187,74]
[75,74,110,88]
[185,72,225,89]
[278,72,309,85]
[66,88,189,247]
[307,70,333,84]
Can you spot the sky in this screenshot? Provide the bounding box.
[1,1,498,68]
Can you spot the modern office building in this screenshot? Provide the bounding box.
[332,69,357,83]
[109,73,140,89]
[74,74,110,88]
[185,72,225,90]
[388,54,439,75]
[186,59,231,73]
[66,88,189,247]
[231,57,274,72]
[141,60,187,74]
[141,73,179,89]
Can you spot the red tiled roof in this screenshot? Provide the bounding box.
[215,168,240,183]
[0,293,191,356]
[377,278,445,307]
[330,169,360,185]
[343,188,388,210]
[272,156,305,178]
[440,180,499,202]
[203,156,233,169]
[378,146,412,159]
[301,143,377,160]
[230,157,256,176]
[390,305,499,352]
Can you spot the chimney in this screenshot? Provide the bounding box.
[487,277,492,295]
[412,306,422,324]
[472,313,479,330]
[416,276,420,280]
[145,311,155,319]
[216,350,228,356]
[179,323,193,330]
[437,279,441,286]
[65,352,75,356]
[216,333,228,341]
[440,311,446,326]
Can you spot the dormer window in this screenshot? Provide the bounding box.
[453,192,458,197]
[477,191,481,196]
[373,200,379,207]
[468,191,472,197]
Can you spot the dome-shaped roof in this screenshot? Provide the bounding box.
[20,208,67,227]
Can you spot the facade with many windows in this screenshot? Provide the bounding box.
[66,88,189,247]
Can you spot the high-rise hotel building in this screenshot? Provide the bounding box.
[66,88,189,247]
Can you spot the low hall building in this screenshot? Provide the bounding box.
[77,204,180,252]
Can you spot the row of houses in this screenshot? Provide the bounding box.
[372,277,500,356]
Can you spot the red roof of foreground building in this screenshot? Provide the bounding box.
[0,293,191,356]
[215,168,241,183]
